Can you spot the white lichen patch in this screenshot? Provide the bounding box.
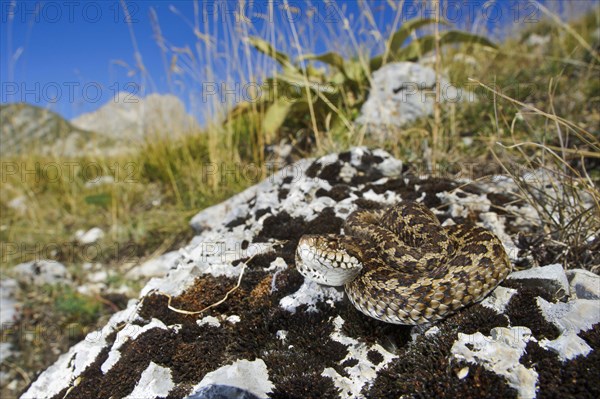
[362,188,402,204]
[504,202,542,229]
[141,261,203,297]
[124,362,174,399]
[321,316,397,397]
[536,297,599,361]
[371,148,403,176]
[101,318,168,374]
[339,162,358,183]
[451,327,538,399]
[536,297,599,334]
[276,330,288,341]
[196,314,241,329]
[481,286,518,314]
[279,280,344,313]
[539,331,592,362]
[190,359,274,398]
[437,190,491,218]
[21,305,142,399]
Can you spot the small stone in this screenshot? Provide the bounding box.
[188,359,274,399]
[197,316,221,328]
[8,195,27,214]
[13,260,71,286]
[75,227,105,244]
[456,366,469,379]
[126,251,180,279]
[88,270,108,284]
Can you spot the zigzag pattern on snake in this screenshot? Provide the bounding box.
[295,202,512,325]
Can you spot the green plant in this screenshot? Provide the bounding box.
[226,18,497,153]
[53,285,102,326]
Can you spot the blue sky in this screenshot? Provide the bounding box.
[0,0,592,122]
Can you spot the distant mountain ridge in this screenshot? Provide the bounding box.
[1,93,201,157]
[0,103,115,157]
[71,92,200,141]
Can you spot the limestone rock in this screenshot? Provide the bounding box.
[21,148,599,399]
[507,263,570,298]
[13,260,71,286]
[355,62,458,141]
[566,269,600,300]
[74,227,105,245]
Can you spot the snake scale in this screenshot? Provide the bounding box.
[295,202,512,324]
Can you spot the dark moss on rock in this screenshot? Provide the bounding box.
[49,330,118,399]
[362,177,409,195]
[520,324,600,399]
[257,212,305,241]
[304,150,386,186]
[225,216,248,229]
[315,184,352,201]
[353,198,386,211]
[338,151,352,163]
[367,349,384,365]
[305,160,322,178]
[269,373,340,399]
[364,304,516,399]
[319,162,344,184]
[503,286,561,340]
[278,188,290,201]
[365,335,518,399]
[256,207,343,244]
[255,207,271,219]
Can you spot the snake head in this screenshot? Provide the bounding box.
[295,234,363,287]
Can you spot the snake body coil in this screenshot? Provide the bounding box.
[295,202,512,325]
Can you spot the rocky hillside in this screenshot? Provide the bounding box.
[20,148,599,399]
[0,103,114,156]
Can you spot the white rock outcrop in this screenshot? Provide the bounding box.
[20,148,598,399]
[356,62,465,140]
